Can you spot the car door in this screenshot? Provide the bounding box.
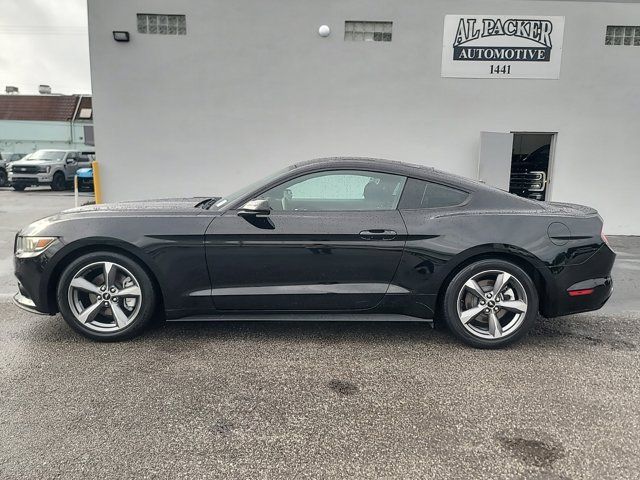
[205,169,408,311]
[63,151,80,179]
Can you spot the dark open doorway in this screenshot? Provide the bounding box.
[509,133,554,201]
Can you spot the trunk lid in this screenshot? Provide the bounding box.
[541,201,598,217]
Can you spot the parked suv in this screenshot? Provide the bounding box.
[7,149,94,191]
[0,152,27,187]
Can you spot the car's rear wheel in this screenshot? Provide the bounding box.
[443,259,539,348]
[51,172,66,191]
[57,252,157,341]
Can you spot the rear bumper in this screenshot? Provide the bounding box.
[562,276,613,315]
[542,244,616,317]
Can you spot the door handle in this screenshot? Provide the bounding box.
[359,229,397,240]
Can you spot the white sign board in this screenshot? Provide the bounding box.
[441,15,565,79]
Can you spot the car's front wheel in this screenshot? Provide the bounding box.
[57,252,157,341]
[442,259,539,348]
[51,172,66,191]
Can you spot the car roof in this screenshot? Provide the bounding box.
[289,157,488,192]
[27,149,76,154]
[32,149,94,152]
[292,156,433,172]
[222,156,540,211]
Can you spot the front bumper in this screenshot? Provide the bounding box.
[8,173,53,185]
[12,291,48,315]
[77,177,94,190]
[13,242,61,315]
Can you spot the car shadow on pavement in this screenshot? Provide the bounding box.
[21,311,637,352]
[24,313,458,347]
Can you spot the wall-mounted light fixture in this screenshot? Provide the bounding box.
[318,25,331,37]
[113,31,130,42]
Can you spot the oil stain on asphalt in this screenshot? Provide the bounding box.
[534,321,636,350]
[211,419,234,436]
[327,379,359,396]
[496,434,565,469]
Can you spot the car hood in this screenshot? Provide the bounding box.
[20,197,222,237]
[9,159,56,167]
[63,197,218,214]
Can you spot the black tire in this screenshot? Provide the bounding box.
[56,252,157,341]
[0,169,7,187]
[51,172,66,191]
[12,184,26,191]
[442,259,539,348]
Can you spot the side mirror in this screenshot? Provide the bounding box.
[238,199,271,217]
[66,158,76,164]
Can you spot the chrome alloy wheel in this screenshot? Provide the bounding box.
[456,270,528,340]
[67,261,143,332]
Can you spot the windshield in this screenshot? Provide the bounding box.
[24,150,66,162]
[212,166,292,209]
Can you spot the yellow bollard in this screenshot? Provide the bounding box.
[92,160,102,204]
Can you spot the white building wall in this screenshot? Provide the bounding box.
[0,120,91,153]
[88,0,640,234]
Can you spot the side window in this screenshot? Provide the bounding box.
[399,178,468,209]
[257,170,407,211]
[66,152,77,162]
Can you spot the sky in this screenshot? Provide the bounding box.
[0,0,91,95]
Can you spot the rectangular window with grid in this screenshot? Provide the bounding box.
[344,21,392,42]
[137,14,186,35]
[605,25,640,46]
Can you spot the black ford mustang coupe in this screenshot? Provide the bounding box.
[13,158,614,347]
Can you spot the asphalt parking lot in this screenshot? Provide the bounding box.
[1,187,639,479]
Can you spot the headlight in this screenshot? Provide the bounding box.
[37,166,51,173]
[15,236,57,258]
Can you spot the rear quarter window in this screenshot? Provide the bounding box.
[399,178,468,209]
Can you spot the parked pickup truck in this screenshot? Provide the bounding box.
[7,149,94,191]
[509,144,550,201]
